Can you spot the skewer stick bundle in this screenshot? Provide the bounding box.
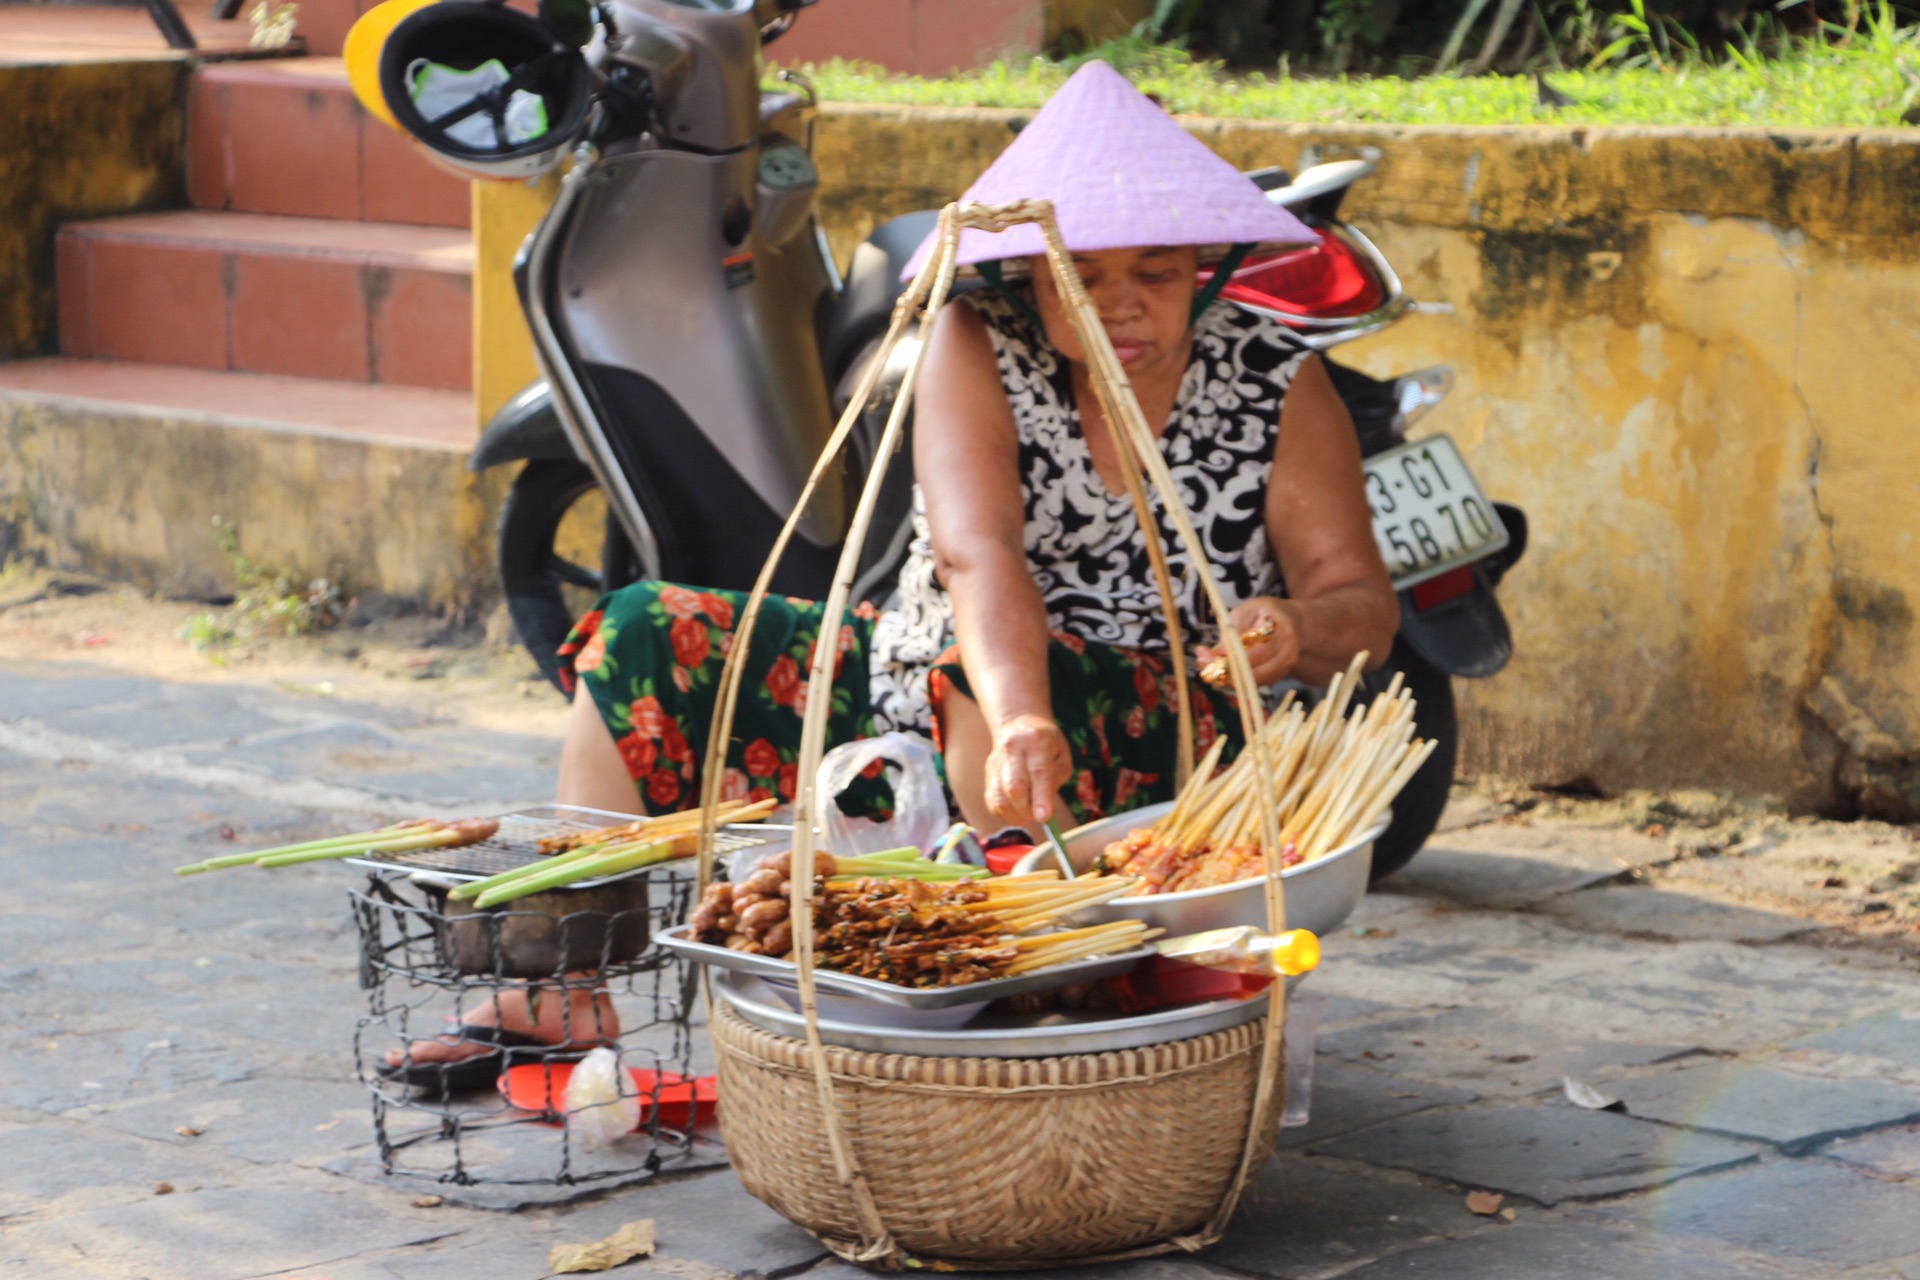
[1097,650,1436,892]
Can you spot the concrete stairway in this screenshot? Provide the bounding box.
[0,46,496,608]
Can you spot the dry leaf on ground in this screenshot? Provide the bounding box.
[548,1219,657,1274]
[1465,1190,1505,1215]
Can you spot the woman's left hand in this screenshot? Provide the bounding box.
[1194,597,1302,687]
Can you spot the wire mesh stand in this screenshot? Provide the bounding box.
[349,868,706,1192]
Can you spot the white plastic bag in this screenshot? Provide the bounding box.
[407,58,549,150]
[564,1046,639,1150]
[816,732,950,857]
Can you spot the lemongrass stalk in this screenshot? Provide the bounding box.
[446,841,615,900]
[173,823,428,875]
[255,830,452,867]
[473,839,686,908]
[452,831,700,900]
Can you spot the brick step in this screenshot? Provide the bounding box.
[190,58,470,229]
[0,358,473,449]
[291,0,537,59]
[0,359,487,608]
[292,0,365,58]
[57,211,473,391]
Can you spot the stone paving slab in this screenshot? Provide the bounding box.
[1330,1220,1790,1279]
[1206,1155,1492,1277]
[1312,1103,1762,1205]
[1789,1008,1920,1063]
[0,1117,218,1220]
[1820,1122,1920,1177]
[0,1184,462,1280]
[1594,1157,1920,1268]
[1317,1005,1695,1097]
[803,1258,1233,1280]
[1539,885,1820,944]
[1278,1062,1478,1149]
[85,1074,373,1167]
[1384,843,1626,908]
[308,1167,825,1278]
[40,684,307,750]
[1608,1059,1920,1151]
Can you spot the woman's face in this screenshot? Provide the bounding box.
[1029,245,1200,378]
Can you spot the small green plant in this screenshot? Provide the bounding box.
[179,516,342,654]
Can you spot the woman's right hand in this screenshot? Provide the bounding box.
[984,713,1073,828]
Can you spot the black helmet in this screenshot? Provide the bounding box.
[379,0,592,182]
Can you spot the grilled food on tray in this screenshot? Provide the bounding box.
[1095,652,1437,895]
[693,851,1155,988]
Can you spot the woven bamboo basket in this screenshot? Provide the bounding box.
[711,1000,1281,1266]
[690,198,1294,1270]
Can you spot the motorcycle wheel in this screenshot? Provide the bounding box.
[1363,637,1459,882]
[497,459,638,692]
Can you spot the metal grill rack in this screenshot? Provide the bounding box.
[347,807,783,1191]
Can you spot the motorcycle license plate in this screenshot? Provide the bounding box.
[1362,434,1510,589]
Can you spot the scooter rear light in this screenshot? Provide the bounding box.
[1411,565,1477,611]
[1199,229,1387,320]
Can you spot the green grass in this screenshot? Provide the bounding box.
[779,21,1920,128]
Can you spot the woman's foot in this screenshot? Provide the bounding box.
[384,982,620,1070]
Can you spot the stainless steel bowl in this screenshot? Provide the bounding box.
[428,879,651,978]
[1057,800,1386,937]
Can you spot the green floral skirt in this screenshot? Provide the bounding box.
[559,582,1244,824]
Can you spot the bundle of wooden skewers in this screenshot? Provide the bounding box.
[694,853,1157,988]
[1097,651,1436,895]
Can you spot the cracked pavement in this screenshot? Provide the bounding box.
[3,646,1919,1280]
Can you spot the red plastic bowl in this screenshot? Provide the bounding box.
[984,843,1034,876]
[499,1062,717,1130]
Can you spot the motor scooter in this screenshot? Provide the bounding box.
[428,0,1526,880]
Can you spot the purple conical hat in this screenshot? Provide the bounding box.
[900,60,1313,280]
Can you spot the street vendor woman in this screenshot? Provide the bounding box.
[555,59,1397,835]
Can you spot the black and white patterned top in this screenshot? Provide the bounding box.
[869,290,1314,735]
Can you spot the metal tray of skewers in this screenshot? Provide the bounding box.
[713,970,1270,1057]
[659,925,1157,1010]
[343,805,784,889]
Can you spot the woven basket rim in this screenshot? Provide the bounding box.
[711,999,1267,1092]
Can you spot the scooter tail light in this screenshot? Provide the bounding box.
[1411,565,1477,612]
[1198,229,1388,321]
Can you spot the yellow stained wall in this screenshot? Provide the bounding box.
[473,172,560,425]
[0,60,188,361]
[473,112,1920,812]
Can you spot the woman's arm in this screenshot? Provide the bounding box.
[915,302,1072,824]
[1199,354,1399,686]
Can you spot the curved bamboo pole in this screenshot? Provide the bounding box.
[691,197,1288,1266]
[1023,211,1288,1247]
[1106,412,1197,791]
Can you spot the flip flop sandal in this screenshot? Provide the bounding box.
[375,1025,592,1094]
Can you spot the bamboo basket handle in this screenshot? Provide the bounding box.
[1025,214,1288,1249]
[692,204,970,1267]
[1106,409,1196,790]
[693,198,1286,1267]
[692,225,934,900]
